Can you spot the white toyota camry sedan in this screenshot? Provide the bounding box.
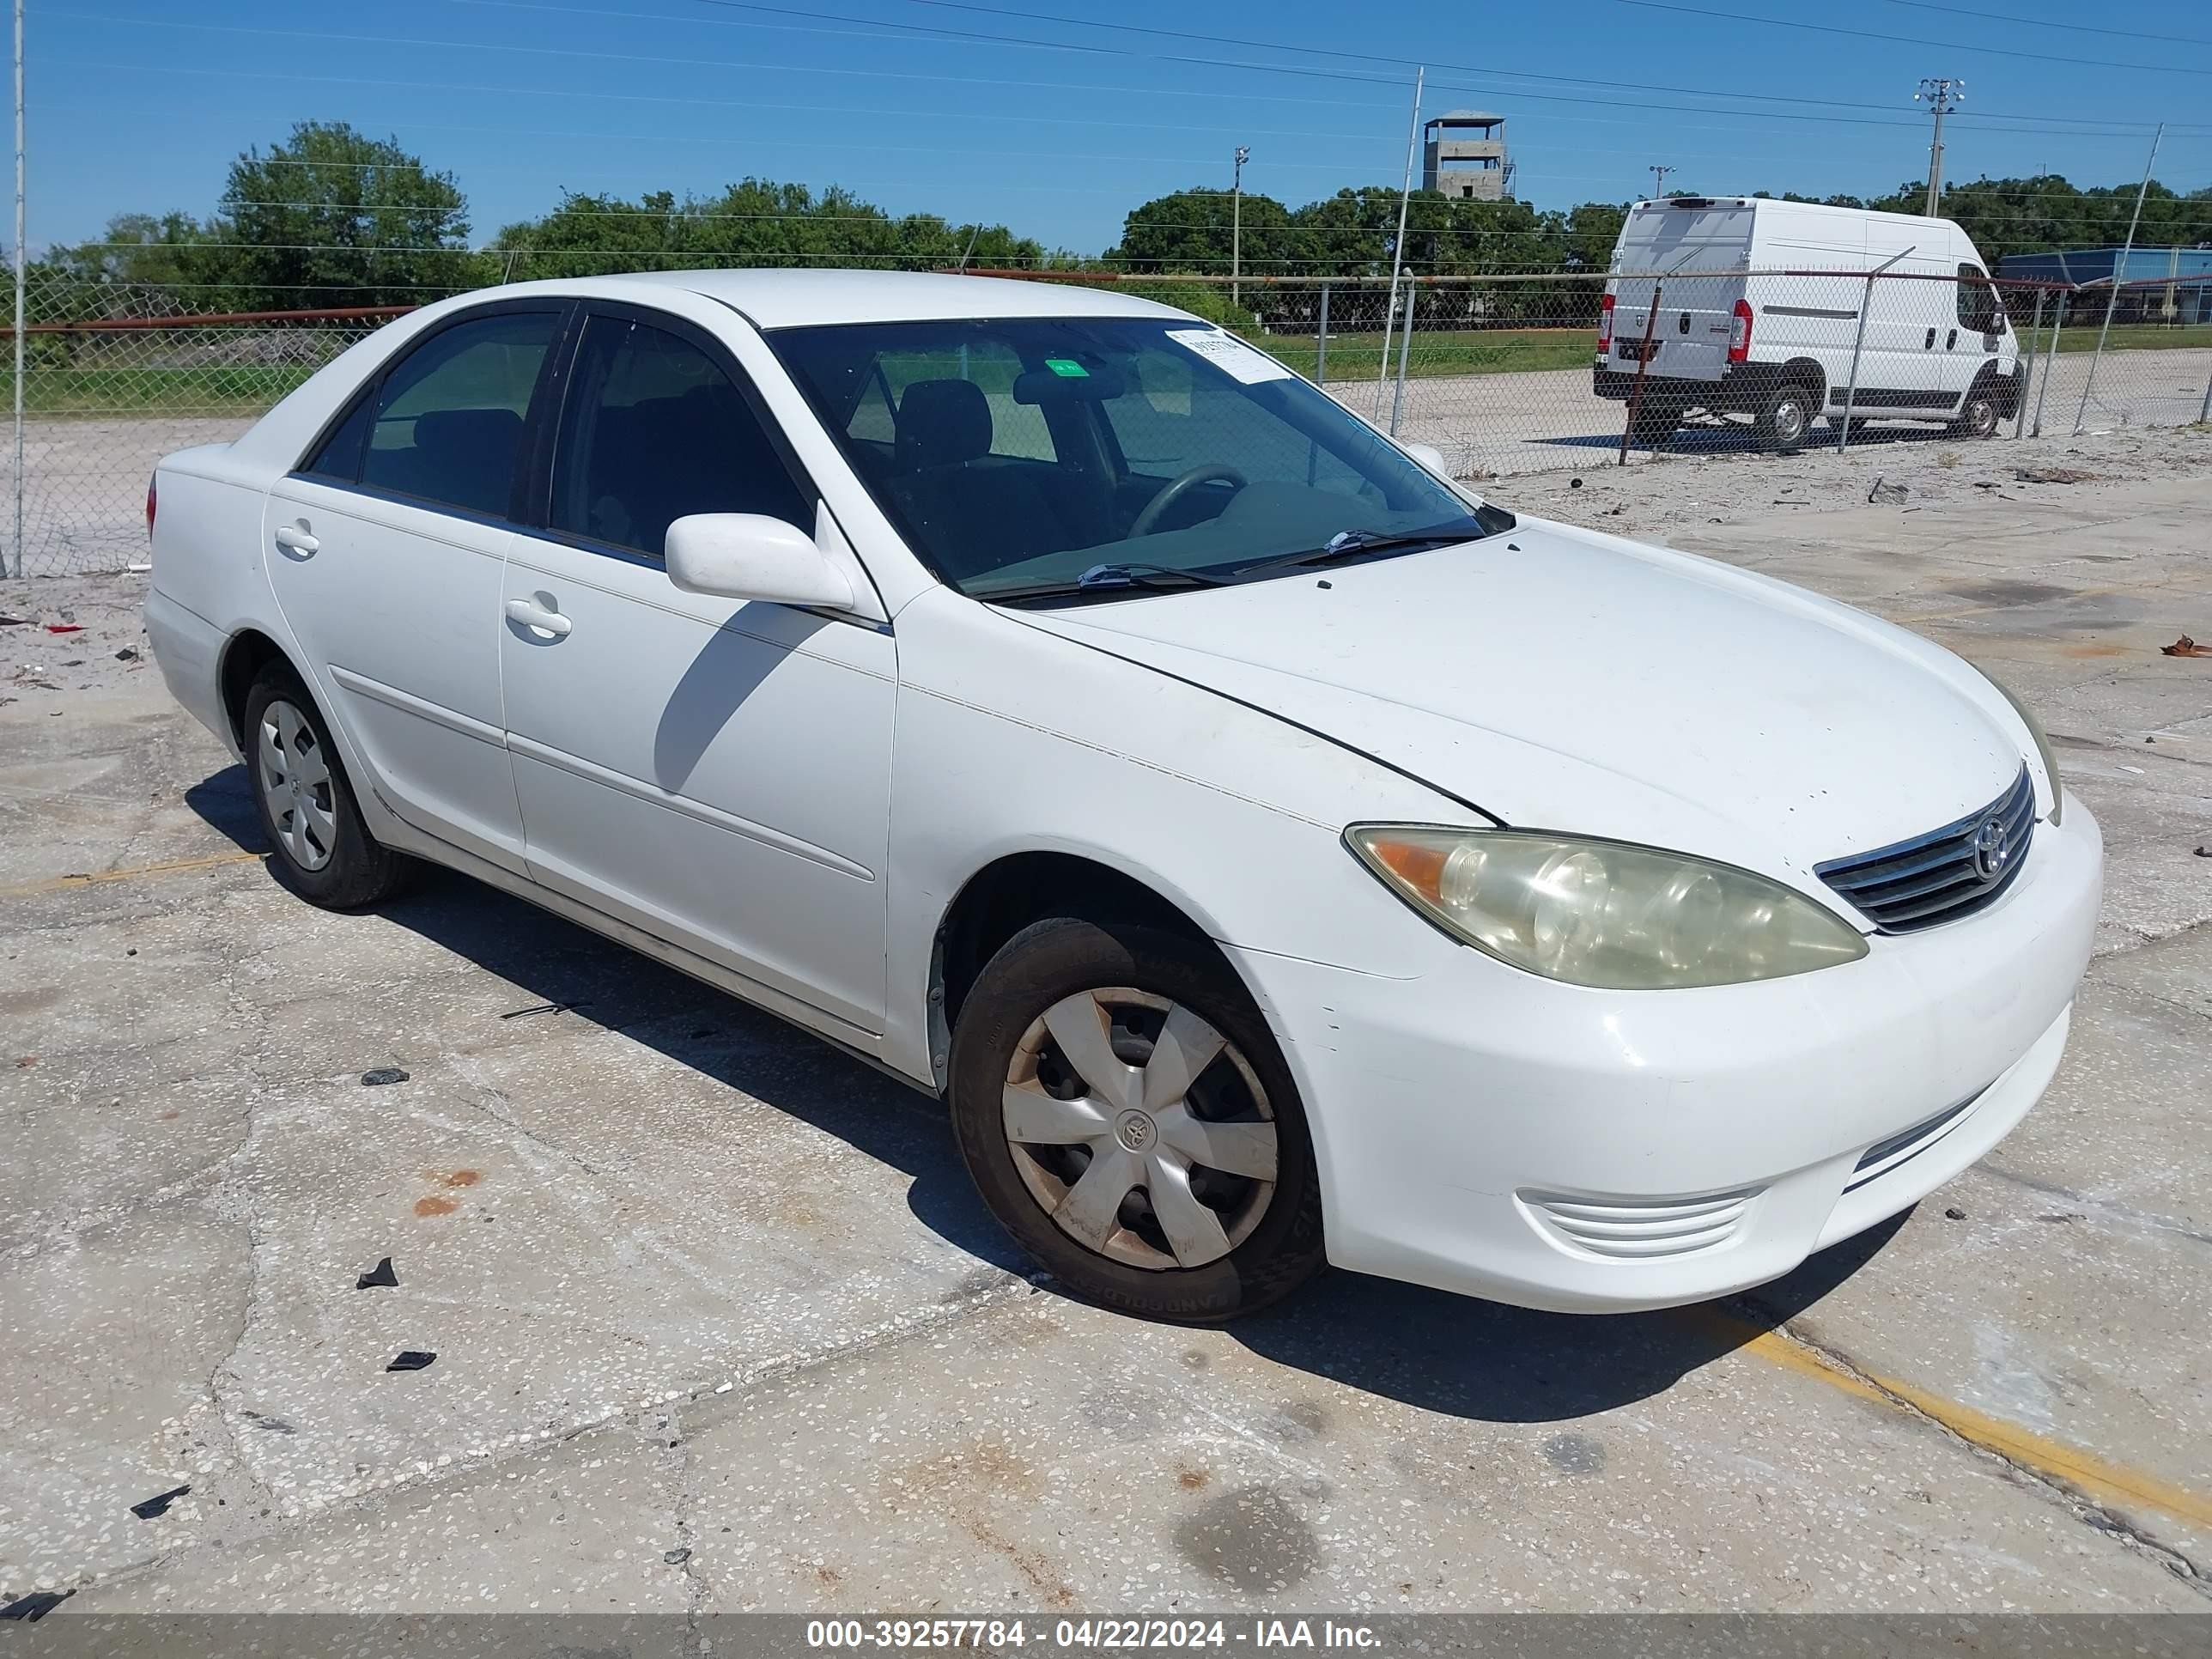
[144,270,2101,1322]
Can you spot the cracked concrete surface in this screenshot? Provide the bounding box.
[3,465,2209,1613]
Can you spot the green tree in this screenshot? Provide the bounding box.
[491,179,1045,278]
[1109,186,1296,277]
[219,120,475,308]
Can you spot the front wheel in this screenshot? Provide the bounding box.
[947,918,1326,1322]
[1950,385,2001,440]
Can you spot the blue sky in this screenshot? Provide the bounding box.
[31,0,2212,258]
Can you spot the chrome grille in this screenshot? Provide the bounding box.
[1815,765,2035,933]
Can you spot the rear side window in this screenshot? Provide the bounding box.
[301,389,374,482]
[356,311,558,517]
[1956,264,2004,334]
[549,313,811,559]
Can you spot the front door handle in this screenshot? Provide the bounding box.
[272,523,319,556]
[504,597,572,639]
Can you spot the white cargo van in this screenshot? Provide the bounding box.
[1592,197,2020,452]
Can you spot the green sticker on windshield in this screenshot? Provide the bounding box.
[1044,357,1090,378]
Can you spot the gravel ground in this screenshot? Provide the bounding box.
[0,572,155,704]
[1486,421,2212,546]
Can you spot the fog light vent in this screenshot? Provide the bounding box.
[1522,1188,1757,1260]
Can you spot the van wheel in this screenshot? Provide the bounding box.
[1757,385,1814,453]
[1950,386,2000,440]
[1626,398,1679,450]
[947,917,1326,1322]
[243,665,412,909]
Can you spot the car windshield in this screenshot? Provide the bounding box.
[769,315,1507,601]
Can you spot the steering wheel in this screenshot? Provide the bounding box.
[1128,465,1249,538]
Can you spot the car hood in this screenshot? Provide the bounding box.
[1009,516,2027,890]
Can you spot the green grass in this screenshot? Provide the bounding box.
[0,365,319,418]
[2039,323,2212,354]
[2,321,2205,419]
[1258,327,1601,382]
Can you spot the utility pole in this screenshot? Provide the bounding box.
[1649,164,1674,200]
[1231,145,1249,312]
[1915,77,1964,217]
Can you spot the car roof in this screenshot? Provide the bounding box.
[598,268,1195,329]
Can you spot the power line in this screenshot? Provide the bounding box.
[709,0,2207,130]
[1871,0,2212,51]
[1610,0,2212,78]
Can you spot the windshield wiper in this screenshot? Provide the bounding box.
[978,562,1231,605]
[1233,520,1490,579]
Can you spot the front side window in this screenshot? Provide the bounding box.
[357,310,557,516]
[772,316,1498,600]
[550,313,811,559]
[1956,264,2004,334]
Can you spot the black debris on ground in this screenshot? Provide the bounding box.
[386,1351,436,1373]
[356,1256,399,1290]
[0,1590,75,1621]
[360,1066,410,1087]
[130,1484,191,1520]
[664,1548,692,1565]
[1943,1206,1968,1221]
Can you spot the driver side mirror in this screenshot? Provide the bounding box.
[665,513,855,611]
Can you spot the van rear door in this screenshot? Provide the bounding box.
[1607,200,1754,387]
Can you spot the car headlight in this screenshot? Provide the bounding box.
[1346,826,1869,990]
[1972,667,2063,825]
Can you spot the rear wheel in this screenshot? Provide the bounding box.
[948,918,1325,1322]
[1757,383,1815,453]
[1950,383,2001,440]
[243,665,410,909]
[1625,397,1680,450]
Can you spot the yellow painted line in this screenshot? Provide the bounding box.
[0,848,263,900]
[1682,1306,2212,1531]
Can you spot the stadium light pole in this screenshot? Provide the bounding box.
[1231,145,1250,312]
[1915,78,1964,218]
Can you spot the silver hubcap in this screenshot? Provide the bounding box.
[1777,401,1804,441]
[1003,988,1278,1272]
[257,699,337,872]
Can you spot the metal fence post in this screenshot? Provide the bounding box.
[2075,122,2162,435]
[2012,288,2045,441]
[1836,249,1911,453]
[1315,281,1328,386]
[11,0,24,580]
[2197,350,2212,427]
[1389,282,1414,435]
[2031,292,2066,438]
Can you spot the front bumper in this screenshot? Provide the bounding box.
[1228,798,2102,1313]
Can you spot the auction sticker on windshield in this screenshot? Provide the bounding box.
[1165,327,1295,385]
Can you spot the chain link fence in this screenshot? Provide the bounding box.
[5,265,2208,577]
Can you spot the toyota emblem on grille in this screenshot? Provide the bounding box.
[1972,818,2010,883]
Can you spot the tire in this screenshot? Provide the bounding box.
[1625,398,1680,450]
[948,917,1326,1322]
[1756,383,1815,453]
[242,664,411,909]
[1950,383,2000,440]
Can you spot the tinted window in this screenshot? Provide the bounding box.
[550,314,811,558]
[772,317,1474,595]
[301,388,374,482]
[359,310,556,516]
[1956,264,2003,333]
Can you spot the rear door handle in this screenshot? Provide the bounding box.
[504,597,572,638]
[272,524,319,556]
